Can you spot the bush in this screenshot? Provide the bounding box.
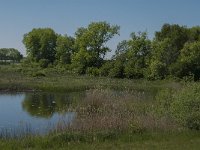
[156,83,200,130]
[108,61,124,78]
[86,67,100,76]
[32,71,46,77]
[170,83,200,130]
[147,60,167,80]
[39,59,49,68]
[99,61,113,76]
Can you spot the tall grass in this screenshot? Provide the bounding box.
[52,89,179,138]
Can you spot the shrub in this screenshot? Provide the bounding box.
[170,83,200,130]
[147,60,167,80]
[32,71,46,77]
[86,67,100,76]
[39,59,49,68]
[99,61,113,77]
[108,61,124,78]
[156,83,200,130]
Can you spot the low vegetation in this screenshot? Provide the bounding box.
[156,83,200,130]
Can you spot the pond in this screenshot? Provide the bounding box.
[0,92,84,137]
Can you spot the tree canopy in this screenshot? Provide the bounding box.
[21,22,200,80]
[23,28,57,63]
[0,48,23,63]
[55,35,75,64]
[72,21,120,73]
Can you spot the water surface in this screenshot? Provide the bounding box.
[0,92,83,137]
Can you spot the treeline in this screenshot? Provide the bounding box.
[0,48,23,63]
[22,22,200,80]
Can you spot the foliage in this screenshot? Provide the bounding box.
[86,67,100,76]
[108,60,124,78]
[176,41,200,80]
[72,21,120,73]
[23,28,57,64]
[170,83,200,130]
[0,48,23,63]
[111,32,151,79]
[16,23,200,79]
[155,23,188,51]
[71,49,92,74]
[55,35,75,64]
[39,59,49,68]
[99,61,113,76]
[31,70,46,77]
[147,60,167,80]
[156,83,200,130]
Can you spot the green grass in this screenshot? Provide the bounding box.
[0,64,181,92]
[0,131,199,150]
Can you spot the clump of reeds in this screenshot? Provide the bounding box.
[54,89,178,137]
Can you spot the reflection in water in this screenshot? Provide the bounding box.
[0,92,85,137]
[22,92,83,118]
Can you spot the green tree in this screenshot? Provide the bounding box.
[102,40,128,78]
[99,60,114,76]
[109,60,124,78]
[72,21,120,73]
[148,24,189,79]
[55,35,75,64]
[148,39,173,79]
[187,26,200,42]
[176,41,200,80]
[23,28,57,64]
[124,32,151,78]
[114,40,129,58]
[0,48,23,63]
[71,49,93,74]
[155,23,188,51]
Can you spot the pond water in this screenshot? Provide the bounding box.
[0,92,84,137]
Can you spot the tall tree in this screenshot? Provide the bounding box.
[55,35,75,64]
[148,24,189,79]
[23,28,57,63]
[176,41,200,80]
[154,24,188,63]
[0,48,23,63]
[124,32,151,78]
[188,26,200,42]
[72,21,120,73]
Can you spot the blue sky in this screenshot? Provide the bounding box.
[0,0,199,57]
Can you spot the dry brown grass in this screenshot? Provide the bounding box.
[54,89,178,134]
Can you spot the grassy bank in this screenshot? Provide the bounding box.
[0,131,199,150]
[0,64,181,92]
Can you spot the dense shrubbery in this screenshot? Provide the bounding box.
[156,83,200,130]
[171,83,200,130]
